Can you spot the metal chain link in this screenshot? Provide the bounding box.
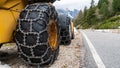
[16,3,58,66]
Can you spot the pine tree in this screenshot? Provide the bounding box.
[74,10,83,26]
[85,0,96,25]
[99,2,109,18]
[91,0,95,8]
[98,0,109,9]
[112,0,120,14]
[83,6,87,18]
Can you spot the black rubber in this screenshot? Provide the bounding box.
[0,44,2,48]
[27,0,56,3]
[15,3,60,66]
[71,32,75,39]
[71,23,75,39]
[58,14,72,45]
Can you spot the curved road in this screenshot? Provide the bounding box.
[82,30,120,68]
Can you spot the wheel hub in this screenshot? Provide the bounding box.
[48,20,58,50]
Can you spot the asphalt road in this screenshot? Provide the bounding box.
[82,30,120,68]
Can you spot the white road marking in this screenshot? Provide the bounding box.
[81,31,106,68]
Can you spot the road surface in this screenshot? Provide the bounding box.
[82,30,120,68]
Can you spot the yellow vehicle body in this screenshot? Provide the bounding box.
[0,0,26,43]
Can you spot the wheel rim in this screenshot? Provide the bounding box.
[71,22,74,36]
[48,20,58,50]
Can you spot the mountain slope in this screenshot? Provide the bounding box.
[74,0,120,29]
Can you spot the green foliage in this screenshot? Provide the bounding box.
[74,10,83,27]
[112,0,120,15]
[98,22,120,29]
[86,7,96,25]
[74,0,120,29]
[84,6,87,18]
[91,0,95,8]
[96,15,120,29]
[98,0,109,8]
[99,2,109,19]
[108,15,120,22]
[74,0,98,29]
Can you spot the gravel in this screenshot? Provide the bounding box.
[0,62,10,68]
[50,31,83,68]
[0,29,84,68]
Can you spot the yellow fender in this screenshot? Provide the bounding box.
[0,0,26,43]
[0,10,16,43]
[0,0,7,7]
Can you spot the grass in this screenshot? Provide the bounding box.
[98,22,120,29]
[95,15,120,29]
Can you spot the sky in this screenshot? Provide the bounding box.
[53,0,99,10]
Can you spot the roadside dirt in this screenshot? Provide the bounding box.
[0,30,84,68]
[110,29,120,34]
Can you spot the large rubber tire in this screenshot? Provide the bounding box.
[27,0,56,3]
[71,31,75,39]
[0,44,2,48]
[15,3,60,66]
[71,23,75,39]
[58,14,72,45]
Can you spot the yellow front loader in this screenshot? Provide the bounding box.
[0,0,60,66]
